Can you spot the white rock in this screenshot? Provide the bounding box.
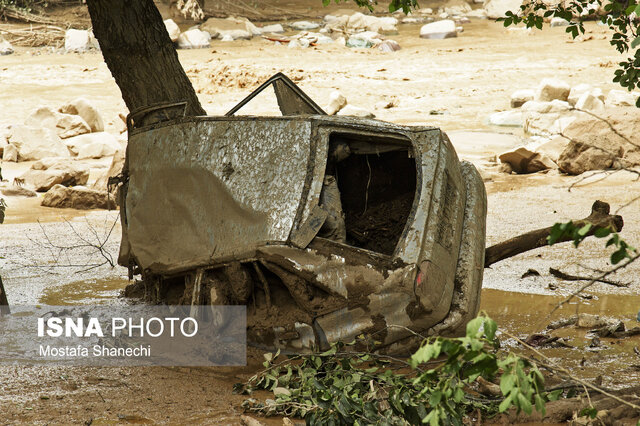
[261,24,284,33]
[218,29,251,40]
[417,8,434,14]
[521,99,571,113]
[65,29,93,53]
[535,78,571,102]
[439,0,472,16]
[489,110,523,126]
[298,38,310,48]
[7,125,70,161]
[41,184,115,210]
[292,21,320,30]
[605,89,640,107]
[550,17,570,26]
[483,0,522,19]
[221,34,234,42]
[288,39,302,48]
[568,83,592,106]
[325,91,347,115]
[59,98,104,133]
[0,37,13,55]
[200,17,255,39]
[420,20,457,39]
[63,132,120,159]
[575,91,605,114]
[337,104,375,118]
[510,89,535,108]
[402,17,421,23]
[177,29,211,49]
[535,135,570,162]
[2,144,18,162]
[25,106,91,139]
[466,9,488,17]
[164,19,181,42]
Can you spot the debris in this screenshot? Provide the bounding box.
[521,268,540,278]
[325,91,347,116]
[240,415,266,426]
[377,40,401,52]
[577,313,619,329]
[549,267,629,288]
[0,37,14,55]
[485,200,623,267]
[419,20,457,39]
[547,316,578,330]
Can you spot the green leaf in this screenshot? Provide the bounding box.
[466,317,483,338]
[593,227,611,238]
[547,389,563,401]
[498,393,514,412]
[517,393,533,415]
[534,394,546,415]
[611,248,627,265]
[577,223,592,237]
[484,317,498,341]
[632,36,640,49]
[500,373,516,395]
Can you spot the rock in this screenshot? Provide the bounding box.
[25,106,91,139]
[19,158,89,192]
[576,313,617,329]
[346,37,373,48]
[439,0,472,16]
[200,17,253,39]
[64,29,97,52]
[176,29,211,49]
[489,110,523,126]
[522,99,571,113]
[575,91,605,114]
[466,9,488,17]
[557,107,640,174]
[325,91,347,115]
[0,185,37,197]
[483,0,522,19]
[58,98,104,133]
[164,19,181,42]
[550,17,570,26]
[93,148,126,192]
[0,37,14,55]
[260,24,284,33]
[348,31,382,46]
[535,135,570,162]
[605,89,640,107]
[2,144,18,162]
[420,20,457,39]
[510,89,535,108]
[535,78,571,102]
[377,40,401,52]
[337,104,375,118]
[64,132,120,159]
[291,21,320,30]
[221,34,234,42]
[499,143,557,173]
[288,39,302,48]
[568,83,592,106]
[41,184,115,210]
[524,110,578,136]
[7,125,70,161]
[343,13,398,34]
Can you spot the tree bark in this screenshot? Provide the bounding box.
[86,0,206,116]
[484,201,624,267]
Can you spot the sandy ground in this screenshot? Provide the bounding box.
[1,7,640,424]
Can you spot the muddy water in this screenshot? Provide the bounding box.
[482,289,640,389]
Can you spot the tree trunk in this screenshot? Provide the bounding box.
[86,0,206,117]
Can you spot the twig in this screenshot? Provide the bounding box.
[549,267,630,288]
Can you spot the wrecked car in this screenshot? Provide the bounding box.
[116,74,487,355]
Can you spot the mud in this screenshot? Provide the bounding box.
[1,2,640,423]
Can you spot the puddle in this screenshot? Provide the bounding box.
[38,277,130,305]
[481,289,640,389]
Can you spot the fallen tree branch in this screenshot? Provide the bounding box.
[484,201,623,267]
[549,267,630,287]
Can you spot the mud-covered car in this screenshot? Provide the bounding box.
[116,74,487,355]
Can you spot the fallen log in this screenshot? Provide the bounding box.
[485,201,623,267]
[0,275,9,316]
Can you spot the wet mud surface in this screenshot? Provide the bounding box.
[1,4,640,423]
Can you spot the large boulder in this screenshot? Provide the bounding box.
[25,106,91,139]
[557,107,640,174]
[19,158,90,192]
[41,185,116,210]
[535,78,571,102]
[164,19,181,42]
[568,83,592,106]
[7,125,70,161]
[521,100,578,136]
[176,29,211,49]
[93,148,126,192]
[498,143,557,173]
[420,20,457,39]
[2,144,18,162]
[439,0,472,16]
[63,132,121,159]
[0,184,37,198]
[59,98,105,132]
[574,90,605,114]
[510,89,535,108]
[483,0,522,19]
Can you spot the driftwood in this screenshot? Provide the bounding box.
[485,201,623,267]
[0,275,9,316]
[549,267,629,287]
